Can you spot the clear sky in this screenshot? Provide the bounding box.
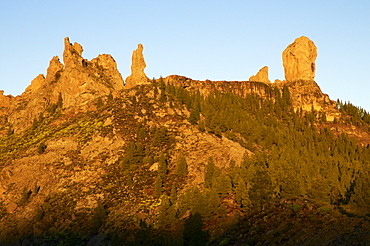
[1,0,369,111]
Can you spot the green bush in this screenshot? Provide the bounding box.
[317,206,330,215]
[219,238,230,246]
[292,204,302,212]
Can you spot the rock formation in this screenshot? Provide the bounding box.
[125,44,150,88]
[4,37,125,132]
[46,56,64,82]
[282,36,317,81]
[249,66,270,83]
[63,37,84,69]
[0,91,12,109]
[25,74,45,93]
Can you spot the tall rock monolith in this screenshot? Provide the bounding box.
[125,44,150,88]
[282,36,317,81]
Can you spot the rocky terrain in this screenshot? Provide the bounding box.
[0,36,369,245]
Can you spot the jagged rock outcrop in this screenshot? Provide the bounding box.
[63,38,84,69]
[25,74,45,93]
[4,37,125,132]
[0,91,12,109]
[249,66,270,83]
[55,38,124,109]
[282,36,317,81]
[125,44,150,88]
[46,56,64,82]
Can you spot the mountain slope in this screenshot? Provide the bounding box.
[0,37,370,245]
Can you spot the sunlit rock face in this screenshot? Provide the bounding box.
[5,37,125,132]
[125,44,150,88]
[282,36,317,82]
[249,66,270,83]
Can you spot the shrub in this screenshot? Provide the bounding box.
[317,206,330,215]
[38,142,47,154]
[292,204,302,212]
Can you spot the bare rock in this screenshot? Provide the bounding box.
[90,54,125,92]
[282,36,317,81]
[0,90,12,108]
[63,37,84,69]
[25,74,45,94]
[6,203,17,213]
[125,44,150,88]
[46,56,63,82]
[5,37,125,132]
[249,66,270,83]
[25,56,63,95]
[52,38,124,109]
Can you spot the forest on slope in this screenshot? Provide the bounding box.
[0,77,370,245]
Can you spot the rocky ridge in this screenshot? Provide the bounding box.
[0,36,339,134]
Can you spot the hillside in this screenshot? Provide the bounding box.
[0,37,370,245]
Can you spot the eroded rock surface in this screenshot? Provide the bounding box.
[3,37,125,132]
[125,44,150,88]
[249,66,270,83]
[282,36,317,81]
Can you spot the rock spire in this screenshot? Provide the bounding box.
[125,44,150,88]
[63,37,84,69]
[282,36,317,81]
[249,66,270,83]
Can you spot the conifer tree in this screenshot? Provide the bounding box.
[235,176,249,210]
[158,154,167,180]
[176,154,188,177]
[183,213,208,246]
[204,157,215,188]
[154,174,163,198]
[158,195,177,228]
[204,188,220,218]
[213,173,232,197]
[170,184,177,205]
[248,169,274,209]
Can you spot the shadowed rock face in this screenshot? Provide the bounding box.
[249,66,270,83]
[282,36,317,81]
[125,44,150,88]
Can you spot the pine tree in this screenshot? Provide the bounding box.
[154,174,163,198]
[170,184,177,205]
[204,157,215,188]
[158,154,168,180]
[235,176,249,211]
[158,195,177,228]
[183,213,208,246]
[213,173,232,197]
[203,188,220,218]
[176,154,188,177]
[248,169,274,209]
[189,107,200,125]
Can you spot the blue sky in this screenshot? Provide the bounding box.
[1,0,369,111]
